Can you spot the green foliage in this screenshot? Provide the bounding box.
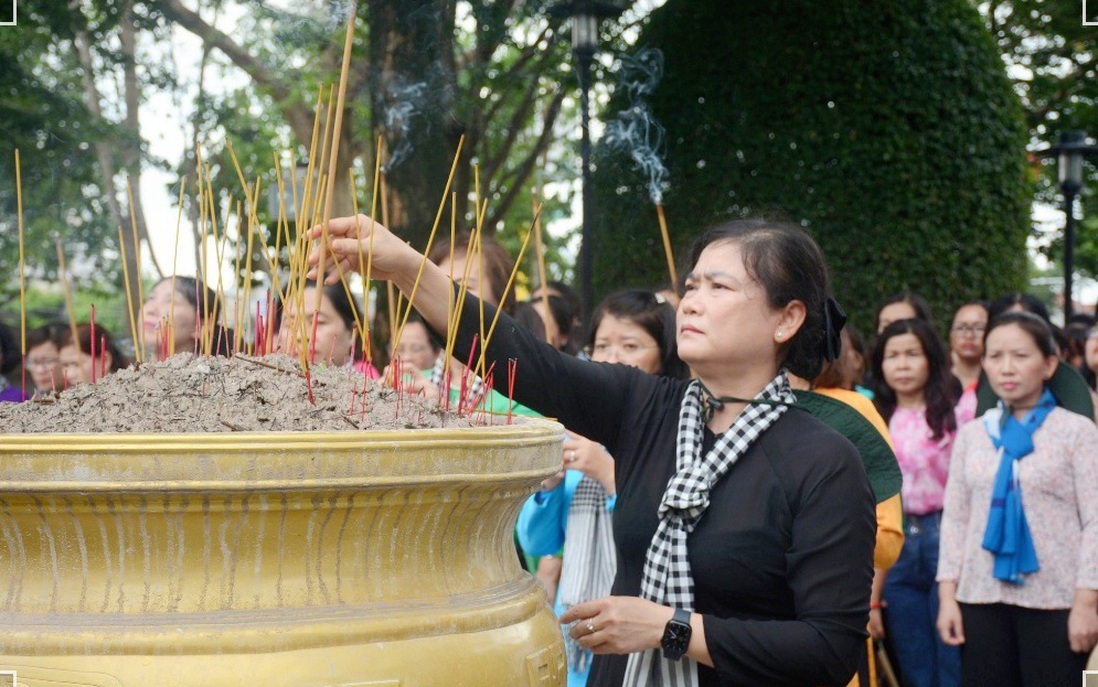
[979,1,1098,292]
[590,0,1032,334]
[0,0,123,301]
[0,281,131,338]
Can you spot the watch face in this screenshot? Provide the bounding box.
[661,618,692,660]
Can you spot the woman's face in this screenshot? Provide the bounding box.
[60,344,112,385]
[277,287,355,366]
[590,313,662,375]
[395,321,438,371]
[676,241,789,377]
[877,302,917,334]
[1085,327,1098,376]
[950,304,988,364]
[881,332,929,400]
[436,249,499,305]
[26,341,63,392]
[983,324,1057,410]
[142,280,199,356]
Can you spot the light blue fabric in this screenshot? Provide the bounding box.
[981,388,1055,584]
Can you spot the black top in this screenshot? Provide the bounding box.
[444,293,876,686]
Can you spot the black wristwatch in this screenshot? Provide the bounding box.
[660,608,693,661]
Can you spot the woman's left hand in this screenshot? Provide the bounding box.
[1068,591,1098,653]
[559,597,671,655]
[562,434,614,495]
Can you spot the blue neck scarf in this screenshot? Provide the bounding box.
[981,388,1056,584]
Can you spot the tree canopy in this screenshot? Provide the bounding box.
[591,0,1032,333]
[979,0,1098,288]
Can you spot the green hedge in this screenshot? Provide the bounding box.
[591,1,1031,334]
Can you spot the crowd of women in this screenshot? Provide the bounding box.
[1,214,1096,687]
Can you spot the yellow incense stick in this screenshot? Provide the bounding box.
[656,203,678,287]
[233,200,245,353]
[532,193,551,344]
[55,239,84,381]
[474,167,486,351]
[380,171,397,347]
[317,0,357,284]
[360,138,385,366]
[222,138,261,346]
[125,179,146,363]
[168,177,187,357]
[15,150,26,382]
[394,135,465,349]
[445,219,481,369]
[118,226,140,356]
[240,178,259,354]
[478,207,541,373]
[348,173,370,361]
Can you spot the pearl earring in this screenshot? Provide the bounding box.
[776,331,783,340]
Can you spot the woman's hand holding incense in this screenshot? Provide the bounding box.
[306,215,417,285]
[306,215,455,336]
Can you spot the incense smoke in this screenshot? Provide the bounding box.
[381,78,431,174]
[325,0,354,32]
[602,48,668,205]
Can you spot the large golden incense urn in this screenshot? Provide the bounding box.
[0,425,566,686]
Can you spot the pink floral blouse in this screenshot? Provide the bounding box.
[937,407,1098,609]
[889,406,964,515]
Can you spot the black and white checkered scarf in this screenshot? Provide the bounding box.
[560,474,616,672]
[623,372,795,687]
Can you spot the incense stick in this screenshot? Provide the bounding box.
[393,135,466,352]
[378,166,395,334]
[656,203,677,287]
[241,178,259,355]
[118,225,140,357]
[126,179,146,363]
[15,150,26,397]
[532,192,551,345]
[315,9,357,321]
[168,177,187,357]
[55,239,84,382]
[478,206,540,374]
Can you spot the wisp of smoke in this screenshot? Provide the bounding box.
[602,48,668,204]
[381,78,431,174]
[325,0,355,33]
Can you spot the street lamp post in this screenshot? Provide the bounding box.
[551,0,623,320]
[1053,131,1097,320]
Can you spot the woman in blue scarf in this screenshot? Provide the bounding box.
[936,312,1098,686]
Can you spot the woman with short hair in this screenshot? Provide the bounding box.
[309,215,876,686]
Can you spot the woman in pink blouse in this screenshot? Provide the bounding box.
[873,317,969,687]
[937,312,1098,686]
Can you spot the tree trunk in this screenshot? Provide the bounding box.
[72,15,143,347]
[367,0,460,252]
[120,0,163,285]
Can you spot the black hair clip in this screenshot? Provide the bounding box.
[822,297,847,362]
